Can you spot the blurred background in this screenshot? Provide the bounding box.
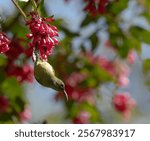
[1,0,150,123]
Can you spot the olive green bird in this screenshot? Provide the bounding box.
[33,50,68,101]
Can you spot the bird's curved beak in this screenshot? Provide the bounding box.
[63,90,68,101]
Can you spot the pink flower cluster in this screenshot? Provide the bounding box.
[113,60,130,87]
[84,0,109,16]
[1,33,34,83]
[113,93,136,120]
[4,39,34,83]
[86,52,130,87]
[0,32,10,53]
[5,39,24,61]
[26,12,59,60]
[6,63,33,83]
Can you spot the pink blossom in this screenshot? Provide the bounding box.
[5,39,24,61]
[113,92,136,120]
[117,75,129,87]
[6,63,34,83]
[73,111,90,124]
[0,95,9,113]
[0,32,10,53]
[19,107,32,123]
[84,0,109,16]
[114,60,130,76]
[26,12,59,60]
[127,50,136,64]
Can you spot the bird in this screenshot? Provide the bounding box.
[33,49,68,101]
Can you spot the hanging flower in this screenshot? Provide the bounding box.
[0,32,10,53]
[26,12,59,60]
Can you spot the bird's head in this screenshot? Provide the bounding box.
[53,77,68,101]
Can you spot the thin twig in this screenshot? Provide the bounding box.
[2,2,29,32]
[31,0,39,15]
[11,0,27,19]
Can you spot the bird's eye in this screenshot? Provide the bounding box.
[60,83,64,89]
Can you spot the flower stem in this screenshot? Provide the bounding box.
[31,0,39,13]
[11,0,27,19]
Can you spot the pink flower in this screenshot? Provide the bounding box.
[97,56,114,74]
[98,0,108,14]
[19,107,32,123]
[21,64,34,83]
[114,60,130,76]
[0,32,10,53]
[6,63,33,83]
[73,111,90,124]
[127,50,136,64]
[65,72,95,102]
[26,12,59,60]
[66,72,86,87]
[65,84,94,102]
[84,0,109,16]
[85,52,130,87]
[85,52,115,74]
[113,60,130,87]
[56,72,95,103]
[0,95,9,113]
[5,39,24,61]
[117,75,129,87]
[112,93,136,120]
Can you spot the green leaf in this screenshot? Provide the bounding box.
[107,0,128,15]
[11,23,28,38]
[1,77,23,101]
[80,102,103,123]
[38,0,48,17]
[81,64,113,87]
[61,26,79,37]
[0,67,6,84]
[143,59,150,88]
[117,37,131,58]
[12,96,25,112]
[94,66,113,83]
[66,102,79,118]
[0,55,7,66]
[143,59,150,73]
[81,15,98,27]
[141,12,150,24]
[89,33,99,51]
[130,26,150,44]
[0,113,13,122]
[109,31,140,58]
[131,37,141,53]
